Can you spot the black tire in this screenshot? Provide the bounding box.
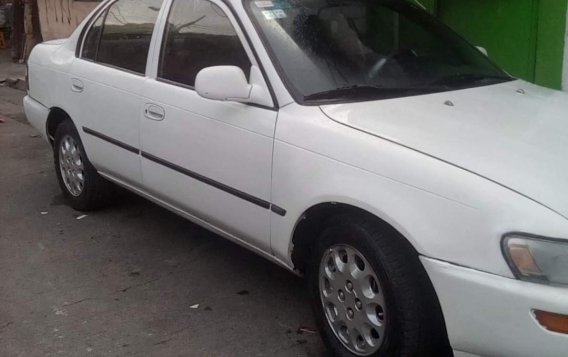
[53,120,114,211]
[307,214,451,357]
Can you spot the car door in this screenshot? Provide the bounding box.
[140,0,278,251]
[69,0,164,186]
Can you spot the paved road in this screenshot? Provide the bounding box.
[0,87,27,124]
[0,88,326,356]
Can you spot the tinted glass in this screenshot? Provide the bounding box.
[246,0,511,103]
[82,11,104,61]
[97,0,163,74]
[159,0,251,87]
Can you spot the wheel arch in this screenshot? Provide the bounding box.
[46,107,73,146]
[290,201,420,275]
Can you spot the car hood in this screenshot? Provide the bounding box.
[320,80,568,219]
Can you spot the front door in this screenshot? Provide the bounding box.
[140,0,277,251]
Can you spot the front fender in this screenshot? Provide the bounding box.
[270,104,568,277]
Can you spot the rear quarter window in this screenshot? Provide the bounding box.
[81,11,104,61]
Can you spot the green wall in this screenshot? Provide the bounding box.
[423,0,567,89]
[416,0,438,13]
[535,0,568,89]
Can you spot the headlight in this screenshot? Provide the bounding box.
[502,234,568,286]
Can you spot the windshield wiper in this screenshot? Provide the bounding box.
[303,85,442,102]
[431,73,512,87]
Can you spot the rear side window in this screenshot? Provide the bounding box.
[81,0,164,74]
[158,0,251,87]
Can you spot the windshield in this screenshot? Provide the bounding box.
[245,0,512,103]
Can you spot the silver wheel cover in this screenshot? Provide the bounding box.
[59,135,85,197]
[319,244,387,356]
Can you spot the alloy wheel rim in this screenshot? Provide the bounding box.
[59,135,85,197]
[319,244,387,356]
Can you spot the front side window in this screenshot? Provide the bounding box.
[82,0,164,74]
[246,0,512,103]
[158,0,251,87]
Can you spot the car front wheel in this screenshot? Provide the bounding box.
[308,214,451,357]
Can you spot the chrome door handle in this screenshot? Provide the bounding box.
[144,104,165,121]
[71,78,84,93]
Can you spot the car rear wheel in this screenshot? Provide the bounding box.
[54,120,113,211]
[307,214,451,357]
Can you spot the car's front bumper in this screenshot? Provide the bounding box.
[421,256,568,357]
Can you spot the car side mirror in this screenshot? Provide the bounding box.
[195,66,252,102]
[476,46,488,57]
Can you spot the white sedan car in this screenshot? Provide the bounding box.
[24,0,568,356]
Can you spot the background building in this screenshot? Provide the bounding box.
[36,0,98,41]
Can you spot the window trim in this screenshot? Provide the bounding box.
[156,77,195,91]
[80,59,149,78]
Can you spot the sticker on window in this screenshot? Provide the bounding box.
[262,9,286,20]
[273,9,286,18]
[255,1,274,8]
[262,10,276,19]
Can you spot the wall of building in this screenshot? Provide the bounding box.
[37,0,98,40]
[533,0,567,91]
[424,0,568,91]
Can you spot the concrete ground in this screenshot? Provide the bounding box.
[0,49,26,82]
[0,83,326,355]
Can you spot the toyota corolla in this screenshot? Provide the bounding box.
[24,0,568,356]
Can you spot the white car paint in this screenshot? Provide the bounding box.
[70,58,146,186]
[422,257,568,357]
[23,0,568,356]
[321,81,568,219]
[270,103,568,276]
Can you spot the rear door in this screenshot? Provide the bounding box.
[69,0,164,186]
